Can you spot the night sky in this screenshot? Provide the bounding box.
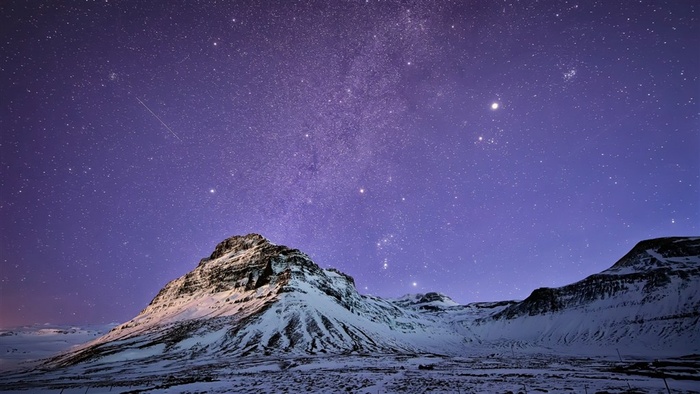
[1,1,698,328]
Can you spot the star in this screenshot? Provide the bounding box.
[491,102,499,110]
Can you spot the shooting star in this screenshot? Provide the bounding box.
[136,97,182,141]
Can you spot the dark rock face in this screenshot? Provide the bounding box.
[207,233,268,260]
[609,237,700,271]
[145,234,324,309]
[419,292,449,304]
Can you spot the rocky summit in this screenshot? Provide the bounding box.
[46,235,700,369]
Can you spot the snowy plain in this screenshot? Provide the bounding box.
[1,323,699,393]
[0,324,114,372]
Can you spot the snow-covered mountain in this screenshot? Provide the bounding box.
[49,234,471,367]
[471,237,700,355]
[48,235,700,368]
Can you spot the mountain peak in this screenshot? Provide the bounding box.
[206,233,270,261]
[172,234,316,298]
[390,292,459,311]
[607,236,700,273]
[102,235,323,338]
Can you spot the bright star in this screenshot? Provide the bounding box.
[209,189,216,194]
[491,102,499,110]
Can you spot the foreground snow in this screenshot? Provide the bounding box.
[1,350,699,393]
[0,324,114,372]
[3,324,698,393]
[3,323,699,393]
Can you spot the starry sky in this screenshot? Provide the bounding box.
[1,1,698,328]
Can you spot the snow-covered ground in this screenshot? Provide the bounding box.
[0,324,114,372]
[2,324,699,393]
[1,347,699,393]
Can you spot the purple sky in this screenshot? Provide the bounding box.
[1,1,698,328]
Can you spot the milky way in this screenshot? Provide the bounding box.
[1,1,698,326]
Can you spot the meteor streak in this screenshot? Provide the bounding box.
[136,97,182,141]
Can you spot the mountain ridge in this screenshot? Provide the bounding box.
[46,235,700,368]
[491,236,700,320]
